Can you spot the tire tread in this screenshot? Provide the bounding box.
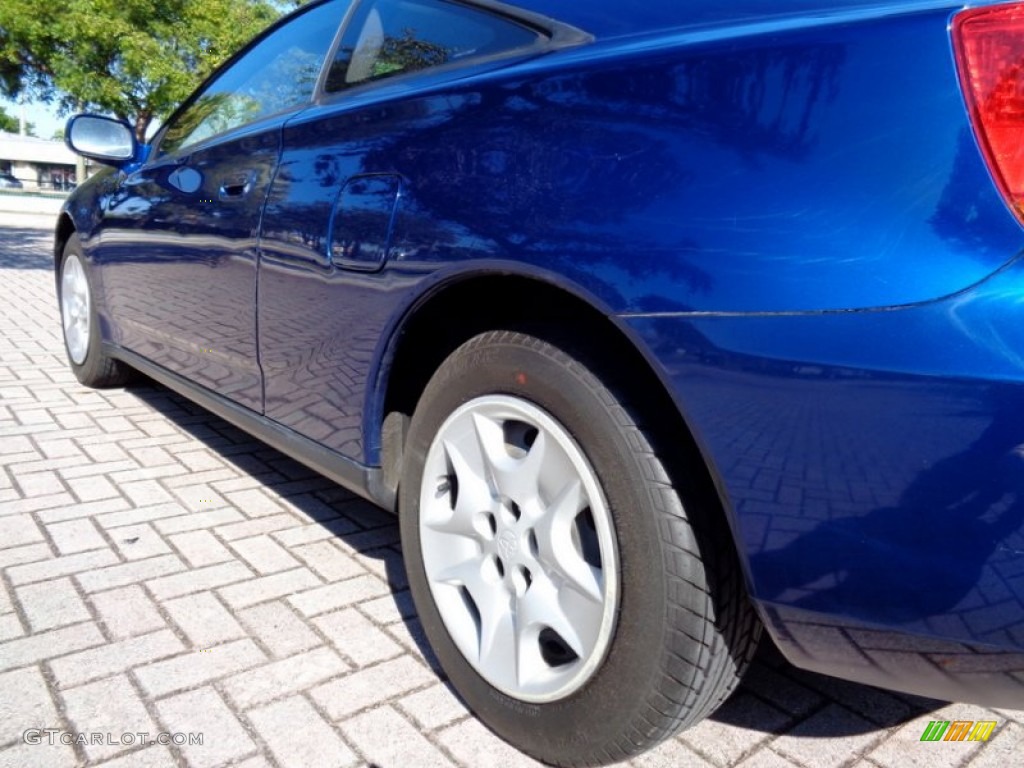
[409,330,761,766]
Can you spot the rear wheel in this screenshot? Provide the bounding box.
[58,234,132,387]
[400,330,760,766]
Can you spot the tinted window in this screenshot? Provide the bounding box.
[325,0,540,92]
[159,0,345,155]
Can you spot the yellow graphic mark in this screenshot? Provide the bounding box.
[967,721,997,742]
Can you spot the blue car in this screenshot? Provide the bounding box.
[57,0,1024,763]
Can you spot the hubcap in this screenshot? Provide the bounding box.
[60,254,90,365]
[419,395,619,702]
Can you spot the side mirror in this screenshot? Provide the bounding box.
[66,114,138,166]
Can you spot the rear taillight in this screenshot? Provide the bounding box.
[954,4,1024,223]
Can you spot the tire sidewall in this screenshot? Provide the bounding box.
[59,234,105,385]
[400,333,688,760]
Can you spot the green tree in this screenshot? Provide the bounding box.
[0,105,17,133]
[0,106,36,136]
[0,0,281,141]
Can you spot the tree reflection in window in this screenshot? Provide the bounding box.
[162,92,263,152]
[374,30,452,78]
[159,0,343,156]
[326,0,539,92]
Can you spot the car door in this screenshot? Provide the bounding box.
[95,0,347,411]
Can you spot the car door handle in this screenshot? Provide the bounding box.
[219,173,254,200]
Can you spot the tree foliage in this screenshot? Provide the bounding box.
[0,105,36,136]
[0,0,282,140]
[0,106,18,133]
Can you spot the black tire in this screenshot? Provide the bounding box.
[58,234,133,388]
[400,330,761,766]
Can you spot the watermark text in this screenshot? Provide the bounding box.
[23,729,203,747]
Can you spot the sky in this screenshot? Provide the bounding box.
[0,96,70,140]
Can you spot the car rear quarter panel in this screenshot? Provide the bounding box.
[279,2,1019,318]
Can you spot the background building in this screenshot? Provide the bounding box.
[0,131,87,191]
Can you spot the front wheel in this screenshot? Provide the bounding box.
[400,330,760,766]
[58,234,132,388]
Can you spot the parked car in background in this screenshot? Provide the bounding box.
[56,0,1024,763]
[0,172,23,189]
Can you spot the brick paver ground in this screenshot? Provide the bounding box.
[1,217,1022,767]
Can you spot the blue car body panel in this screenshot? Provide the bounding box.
[626,257,1024,703]
[59,0,1024,707]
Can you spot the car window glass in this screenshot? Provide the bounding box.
[324,0,540,92]
[159,0,344,156]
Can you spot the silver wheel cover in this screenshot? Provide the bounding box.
[60,253,90,365]
[419,394,619,702]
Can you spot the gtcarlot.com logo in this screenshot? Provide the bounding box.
[23,729,203,747]
[919,720,997,742]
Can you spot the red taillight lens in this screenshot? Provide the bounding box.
[954,4,1024,222]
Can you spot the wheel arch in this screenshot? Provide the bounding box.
[371,269,745,570]
[54,213,76,275]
